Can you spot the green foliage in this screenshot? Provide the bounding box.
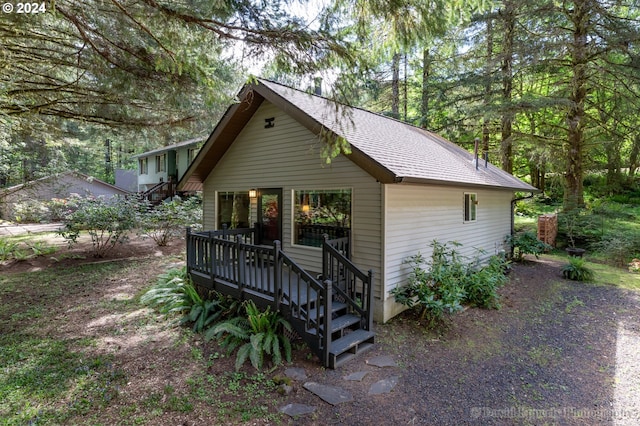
[561,257,595,282]
[206,301,292,371]
[0,238,56,262]
[142,267,241,333]
[140,267,195,317]
[57,195,142,257]
[506,232,551,262]
[391,241,509,328]
[11,199,50,223]
[138,195,203,246]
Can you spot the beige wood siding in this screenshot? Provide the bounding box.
[203,101,383,305]
[381,184,513,322]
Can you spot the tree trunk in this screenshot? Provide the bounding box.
[483,15,494,164]
[391,52,400,119]
[500,1,515,174]
[421,49,430,129]
[629,134,640,179]
[403,53,408,122]
[564,0,589,210]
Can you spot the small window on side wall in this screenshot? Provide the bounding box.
[464,193,477,222]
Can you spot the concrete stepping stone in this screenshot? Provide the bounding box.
[284,367,307,381]
[343,371,368,381]
[368,376,400,395]
[366,355,397,368]
[303,382,354,405]
[279,403,316,417]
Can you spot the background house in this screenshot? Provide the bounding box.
[133,137,205,192]
[0,171,130,222]
[179,79,537,323]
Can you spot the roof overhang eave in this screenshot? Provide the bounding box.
[395,176,540,192]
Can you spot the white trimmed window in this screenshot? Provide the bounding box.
[464,192,477,222]
[138,158,148,174]
[156,154,166,172]
[293,189,351,247]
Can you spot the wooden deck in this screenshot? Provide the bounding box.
[186,227,375,368]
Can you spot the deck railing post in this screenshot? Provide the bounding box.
[186,227,192,276]
[366,270,374,331]
[323,279,332,367]
[273,240,281,310]
[236,235,245,293]
[207,232,214,278]
[322,234,329,281]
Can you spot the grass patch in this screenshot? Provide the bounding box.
[545,253,640,291]
[0,335,125,424]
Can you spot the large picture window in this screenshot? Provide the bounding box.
[293,189,351,247]
[464,192,477,222]
[217,191,250,229]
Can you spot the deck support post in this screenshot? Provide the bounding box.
[322,279,332,367]
[273,240,282,310]
[366,270,374,331]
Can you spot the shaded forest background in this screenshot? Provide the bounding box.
[1,0,639,210]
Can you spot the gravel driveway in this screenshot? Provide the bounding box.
[282,257,640,425]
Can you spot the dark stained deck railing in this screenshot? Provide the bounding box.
[185,227,374,368]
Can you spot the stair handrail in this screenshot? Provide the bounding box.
[277,248,331,363]
[322,234,374,331]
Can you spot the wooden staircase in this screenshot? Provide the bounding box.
[186,228,375,369]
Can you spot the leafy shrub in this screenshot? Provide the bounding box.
[561,257,595,281]
[592,233,640,267]
[464,254,510,309]
[57,195,142,257]
[138,195,203,246]
[391,241,509,328]
[12,199,50,223]
[141,267,240,332]
[506,231,551,262]
[206,300,292,371]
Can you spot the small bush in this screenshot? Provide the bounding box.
[57,195,142,257]
[506,232,551,262]
[561,257,595,281]
[391,241,509,328]
[12,199,50,223]
[138,195,203,246]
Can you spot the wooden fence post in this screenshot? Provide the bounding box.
[273,240,281,310]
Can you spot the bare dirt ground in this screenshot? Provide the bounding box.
[2,234,640,425]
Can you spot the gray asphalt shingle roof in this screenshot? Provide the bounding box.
[259,79,536,192]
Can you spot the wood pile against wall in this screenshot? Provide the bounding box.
[537,214,558,246]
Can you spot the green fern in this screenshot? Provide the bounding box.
[561,257,595,281]
[206,301,292,371]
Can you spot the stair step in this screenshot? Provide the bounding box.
[328,329,375,368]
[302,314,362,337]
[329,314,361,333]
[307,301,347,319]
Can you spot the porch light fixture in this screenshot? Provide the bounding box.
[249,189,257,198]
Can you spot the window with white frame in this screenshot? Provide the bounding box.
[464,192,477,222]
[293,189,351,247]
[156,154,166,172]
[187,148,197,163]
[138,158,148,174]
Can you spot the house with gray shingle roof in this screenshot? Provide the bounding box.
[179,78,537,323]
